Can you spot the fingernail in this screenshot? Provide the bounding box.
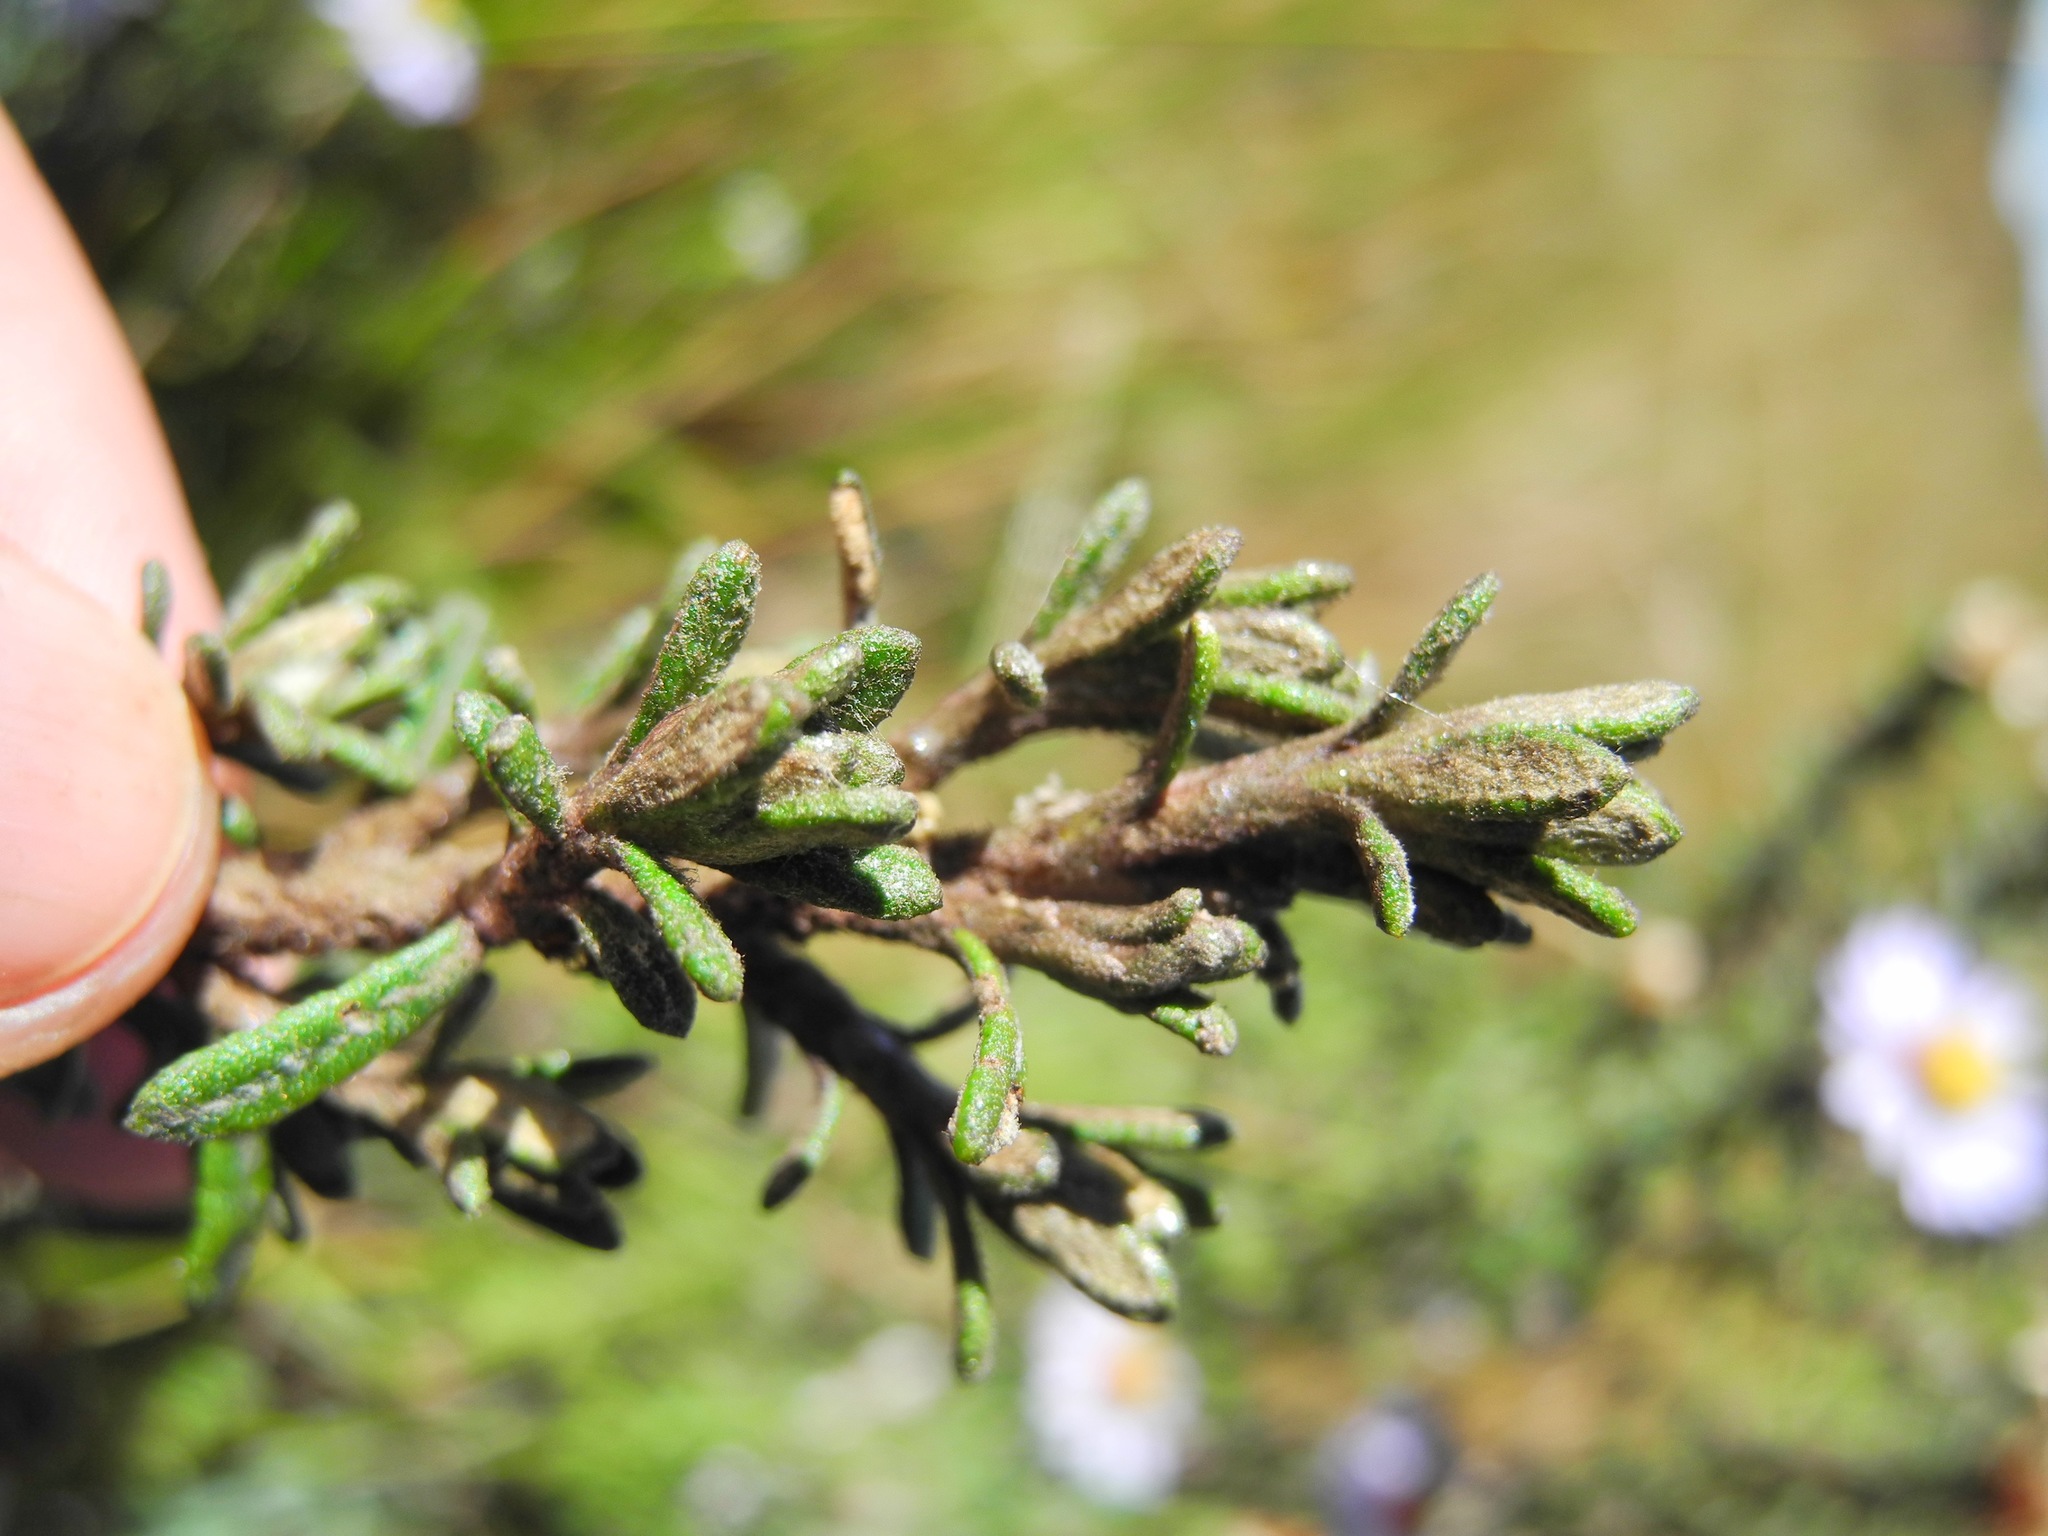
[0,545,215,1067]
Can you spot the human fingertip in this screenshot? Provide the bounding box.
[0,544,217,1071]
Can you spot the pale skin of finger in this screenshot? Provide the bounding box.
[0,113,218,644]
[0,109,221,1071]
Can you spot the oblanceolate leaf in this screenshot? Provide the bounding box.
[621,540,761,752]
[614,841,744,1002]
[181,1134,274,1312]
[126,921,485,1141]
[725,844,943,919]
[454,690,565,832]
[223,500,360,646]
[1355,571,1500,735]
[1026,477,1152,641]
[950,930,1025,1165]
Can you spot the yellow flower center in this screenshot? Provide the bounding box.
[1106,1337,1169,1407]
[1917,1029,2002,1112]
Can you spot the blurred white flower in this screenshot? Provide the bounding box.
[2012,1317,2048,1398]
[678,1445,778,1535]
[714,171,808,283]
[1621,917,1708,1018]
[1941,580,2047,693]
[314,0,480,127]
[1316,1395,1452,1536]
[2000,0,2048,447]
[787,1323,950,1452]
[1820,908,2048,1237]
[1024,1281,1200,1510]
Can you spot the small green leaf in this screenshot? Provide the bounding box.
[726,844,943,919]
[654,540,721,629]
[181,1134,273,1312]
[1027,477,1152,641]
[223,501,360,646]
[1211,671,1359,727]
[564,542,716,717]
[220,795,261,850]
[1446,682,1701,755]
[954,1276,996,1382]
[622,541,761,752]
[950,931,1025,1165]
[329,574,415,613]
[1144,614,1220,805]
[311,719,417,792]
[1405,841,1638,938]
[454,690,565,833]
[570,606,657,713]
[1527,856,1638,936]
[1356,571,1500,736]
[828,732,911,788]
[249,686,416,790]
[126,922,485,1142]
[1023,1104,1232,1152]
[247,686,314,759]
[1208,559,1353,609]
[989,640,1047,707]
[1037,528,1242,668]
[753,786,919,840]
[775,631,867,709]
[811,625,920,732]
[614,841,744,1002]
[1147,998,1237,1055]
[1352,808,1415,936]
[1004,1201,1178,1321]
[1534,780,1683,866]
[481,644,540,716]
[445,1135,492,1215]
[393,594,489,772]
[762,1067,846,1209]
[318,619,433,716]
[140,558,171,647]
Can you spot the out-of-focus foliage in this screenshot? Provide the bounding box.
[10,1,2048,1534]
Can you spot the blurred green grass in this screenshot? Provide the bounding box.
[14,0,2048,1532]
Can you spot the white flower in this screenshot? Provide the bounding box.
[1023,1281,1201,1510]
[714,172,808,284]
[314,0,481,127]
[1819,908,2048,1237]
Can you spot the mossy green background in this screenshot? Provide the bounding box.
[10,1,2048,1531]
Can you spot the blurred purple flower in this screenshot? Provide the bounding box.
[313,0,479,127]
[1316,1394,1452,1536]
[1820,908,2048,1237]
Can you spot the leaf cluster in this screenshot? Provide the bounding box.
[91,475,1692,1377]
